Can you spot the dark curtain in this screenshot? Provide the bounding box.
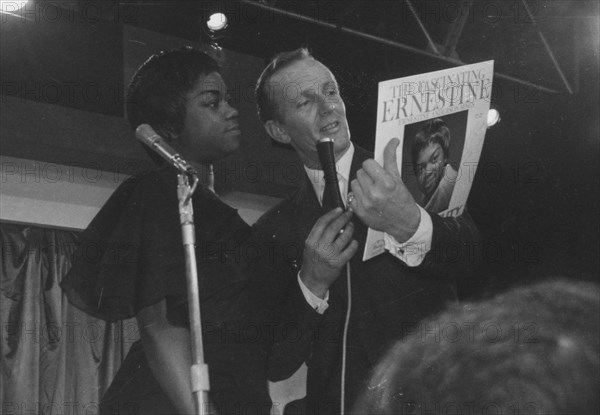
[1,223,137,414]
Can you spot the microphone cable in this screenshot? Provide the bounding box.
[340,262,351,415]
[315,137,352,415]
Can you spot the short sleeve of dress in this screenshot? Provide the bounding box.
[61,169,188,322]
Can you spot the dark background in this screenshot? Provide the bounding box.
[1,0,598,299]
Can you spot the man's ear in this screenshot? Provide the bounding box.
[264,120,291,145]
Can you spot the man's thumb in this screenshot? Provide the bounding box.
[383,138,401,179]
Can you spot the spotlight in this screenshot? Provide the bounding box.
[487,108,500,128]
[207,12,228,31]
[0,0,28,15]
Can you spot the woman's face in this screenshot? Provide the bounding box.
[174,72,241,163]
[415,142,447,198]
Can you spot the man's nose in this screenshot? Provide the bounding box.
[318,97,336,115]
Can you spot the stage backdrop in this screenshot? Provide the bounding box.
[0,223,137,414]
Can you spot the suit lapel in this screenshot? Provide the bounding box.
[347,147,371,254]
[291,174,321,247]
[348,146,369,182]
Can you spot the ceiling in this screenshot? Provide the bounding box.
[2,0,597,170]
[124,0,599,150]
[126,0,598,96]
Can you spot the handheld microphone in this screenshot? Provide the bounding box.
[135,124,197,175]
[317,137,345,210]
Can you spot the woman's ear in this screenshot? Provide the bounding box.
[159,127,178,141]
[264,120,291,145]
[153,126,183,153]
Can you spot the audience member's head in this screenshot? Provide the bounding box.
[354,279,600,415]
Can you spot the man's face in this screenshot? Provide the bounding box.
[268,58,351,168]
[415,142,447,198]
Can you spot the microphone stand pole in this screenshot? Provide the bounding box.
[177,171,211,415]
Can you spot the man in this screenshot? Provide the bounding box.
[254,48,480,415]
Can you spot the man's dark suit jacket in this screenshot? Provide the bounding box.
[254,145,480,415]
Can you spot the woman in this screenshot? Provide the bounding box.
[61,48,272,415]
[411,118,458,213]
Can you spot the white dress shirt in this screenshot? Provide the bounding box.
[298,143,434,313]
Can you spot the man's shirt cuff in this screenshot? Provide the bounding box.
[297,272,329,314]
[384,205,433,267]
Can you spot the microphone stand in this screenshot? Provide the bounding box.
[177,171,211,415]
[134,124,212,414]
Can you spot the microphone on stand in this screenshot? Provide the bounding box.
[135,124,197,175]
[136,123,209,414]
[317,137,345,210]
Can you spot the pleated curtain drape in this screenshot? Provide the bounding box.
[1,223,137,414]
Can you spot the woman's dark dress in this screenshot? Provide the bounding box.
[61,167,273,415]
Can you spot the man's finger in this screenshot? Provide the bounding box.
[333,221,355,250]
[362,160,394,190]
[321,211,353,243]
[356,169,374,191]
[307,207,344,243]
[350,179,367,215]
[361,159,385,180]
[383,138,401,180]
[338,240,359,264]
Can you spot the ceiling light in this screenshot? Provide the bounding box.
[487,109,500,128]
[1,0,28,15]
[207,13,228,31]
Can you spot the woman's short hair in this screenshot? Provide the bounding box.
[411,118,451,173]
[126,47,220,163]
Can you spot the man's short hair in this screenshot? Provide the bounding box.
[255,48,313,124]
[126,47,220,141]
[353,279,600,415]
[411,118,451,173]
